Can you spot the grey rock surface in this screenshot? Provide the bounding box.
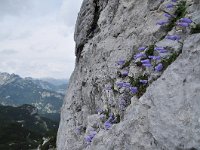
[57,0,200,149]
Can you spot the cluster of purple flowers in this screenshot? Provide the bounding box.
[176,17,193,27]
[130,86,138,94]
[157,0,179,26]
[134,52,146,59]
[116,81,138,94]
[166,35,181,41]
[134,46,164,72]
[141,59,152,67]
[165,18,192,41]
[116,81,130,88]
[154,47,168,53]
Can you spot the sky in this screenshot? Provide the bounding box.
[0,0,83,79]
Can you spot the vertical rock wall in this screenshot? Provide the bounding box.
[57,0,200,149]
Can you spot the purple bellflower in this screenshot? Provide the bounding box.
[85,136,92,143]
[121,70,129,76]
[180,18,192,24]
[164,13,172,18]
[148,56,161,60]
[116,82,124,88]
[108,114,115,122]
[166,35,181,41]
[156,20,169,26]
[155,63,163,72]
[104,121,112,130]
[166,3,174,8]
[85,131,97,143]
[134,53,146,59]
[176,22,189,27]
[99,114,105,119]
[142,63,152,67]
[96,108,103,114]
[154,47,165,51]
[130,87,138,94]
[122,82,131,88]
[117,59,125,66]
[171,0,177,2]
[141,59,150,64]
[140,80,148,84]
[158,49,168,53]
[138,46,147,51]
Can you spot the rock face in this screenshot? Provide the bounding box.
[57,0,200,150]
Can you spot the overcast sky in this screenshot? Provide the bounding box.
[0,0,83,79]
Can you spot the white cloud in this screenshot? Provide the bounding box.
[0,0,83,79]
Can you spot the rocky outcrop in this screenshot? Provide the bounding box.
[57,0,200,149]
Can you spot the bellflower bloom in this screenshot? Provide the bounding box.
[134,53,146,59]
[117,59,125,66]
[123,82,131,88]
[130,87,138,94]
[148,56,161,60]
[166,4,174,8]
[96,108,103,114]
[116,82,124,88]
[166,35,181,41]
[90,131,97,138]
[121,70,129,76]
[141,59,150,64]
[171,0,177,2]
[104,121,112,130]
[177,22,189,27]
[142,63,152,67]
[85,131,97,143]
[180,18,192,24]
[138,46,147,51]
[164,13,172,18]
[140,80,148,84]
[99,114,105,119]
[155,63,163,71]
[85,136,92,143]
[154,47,165,51]
[159,49,168,53]
[156,20,169,26]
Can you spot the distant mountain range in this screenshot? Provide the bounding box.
[0,72,67,116]
[0,104,58,150]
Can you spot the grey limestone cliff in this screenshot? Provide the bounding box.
[57,0,200,149]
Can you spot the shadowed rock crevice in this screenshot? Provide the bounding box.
[75,0,109,62]
[86,0,101,39]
